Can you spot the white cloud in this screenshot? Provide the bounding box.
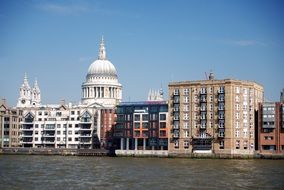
[37,3,89,15]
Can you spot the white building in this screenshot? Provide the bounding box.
[81,37,122,107]
[18,37,122,149]
[17,73,41,108]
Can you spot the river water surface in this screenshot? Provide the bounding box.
[0,155,284,189]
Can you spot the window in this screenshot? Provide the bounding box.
[68,131,72,135]
[174,89,179,95]
[160,122,166,129]
[142,114,148,121]
[174,96,179,103]
[235,130,240,138]
[174,140,179,148]
[159,114,166,121]
[35,124,39,128]
[184,130,189,138]
[57,137,60,141]
[236,140,240,149]
[183,88,189,95]
[57,131,61,135]
[134,115,140,121]
[69,124,72,128]
[184,96,190,103]
[183,113,189,120]
[44,112,48,116]
[35,131,38,135]
[264,136,273,140]
[183,122,189,129]
[235,87,240,94]
[142,123,148,129]
[71,111,75,115]
[57,124,61,128]
[38,112,42,116]
[135,131,140,137]
[243,141,248,149]
[219,140,224,149]
[75,124,79,128]
[134,123,140,129]
[68,137,72,141]
[183,105,189,111]
[184,140,189,149]
[159,131,166,137]
[150,114,157,121]
[35,137,38,141]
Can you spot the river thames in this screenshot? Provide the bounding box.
[0,155,284,189]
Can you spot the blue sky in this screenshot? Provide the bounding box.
[0,0,283,106]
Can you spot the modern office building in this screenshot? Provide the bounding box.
[168,73,263,155]
[113,100,169,154]
[257,102,284,153]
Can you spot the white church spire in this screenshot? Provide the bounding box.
[98,36,106,60]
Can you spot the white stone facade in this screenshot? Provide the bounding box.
[17,73,41,108]
[17,37,122,149]
[81,37,122,107]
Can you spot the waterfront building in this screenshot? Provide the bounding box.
[257,102,284,153]
[113,99,169,155]
[0,99,22,148]
[168,73,263,155]
[16,37,121,149]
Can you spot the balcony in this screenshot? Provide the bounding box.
[21,127,33,131]
[79,140,92,144]
[173,116,179,121]
[173,99,180,104]
[42,133,55,137]
[80,118,92,123]
[200,107,206,112]
[173,133,179,138]
[218,133,225,138]
[173,124,179,129]
[42,141,55,144]
[80,126,92,130]
[218,116,225,120]
[263,121,275,128]
[79,134,92,137]
[173,107,179,112]
[200,88,207,95]
[218,124,224,129]
[262,124,275,129]
[218,106,225,111]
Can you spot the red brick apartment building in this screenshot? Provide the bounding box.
[258,102,284,154]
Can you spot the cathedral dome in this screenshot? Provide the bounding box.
[87,59,117,77]
[87,37,117,78]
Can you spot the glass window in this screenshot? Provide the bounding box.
[159,114,166,120]
[160,122,166,129]
[142,114,149,121]
[134,115,140,121]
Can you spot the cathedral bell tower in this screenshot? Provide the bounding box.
[17,73,41,107]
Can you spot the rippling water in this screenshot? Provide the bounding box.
[0,155,284,189]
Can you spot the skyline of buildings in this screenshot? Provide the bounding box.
[0,38,284,157]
